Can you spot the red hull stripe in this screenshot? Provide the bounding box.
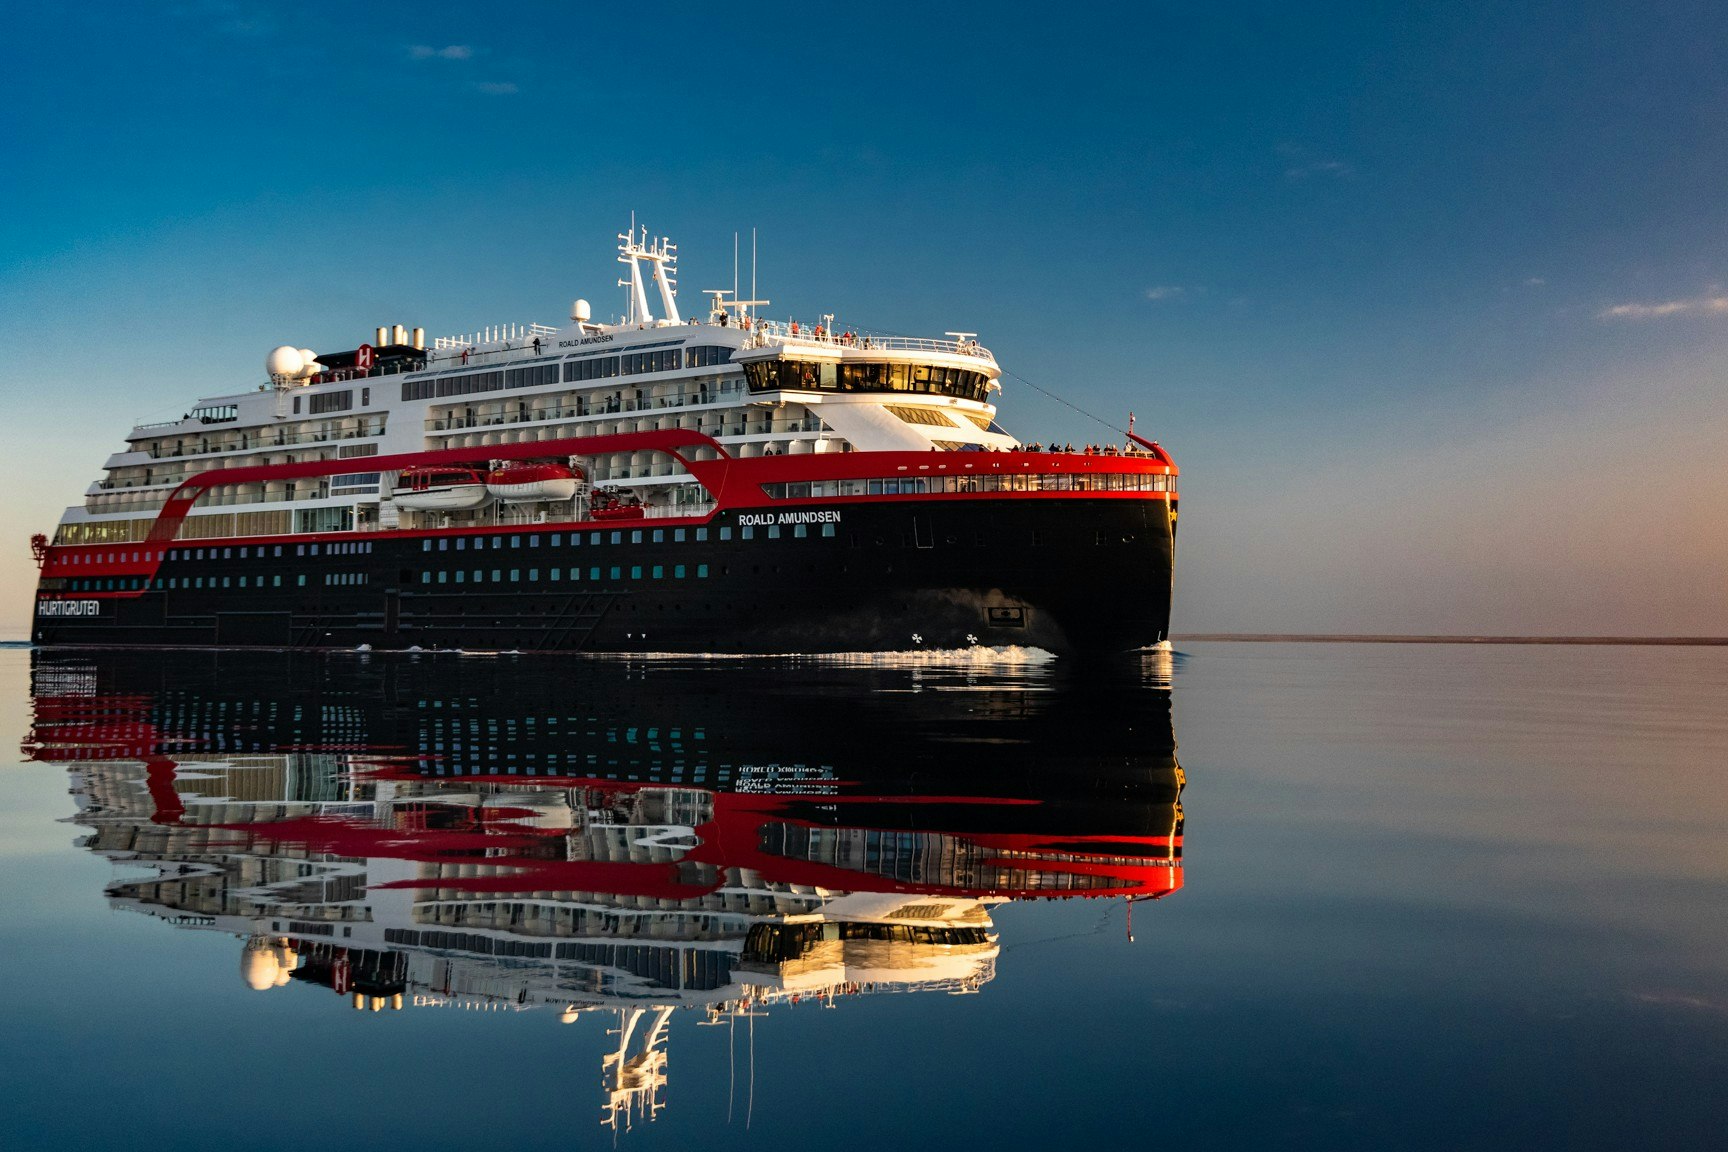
[39,430,1179,591]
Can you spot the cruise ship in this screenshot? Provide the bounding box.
[28,226,1178,655]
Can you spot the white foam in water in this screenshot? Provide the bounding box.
[580,645,1058,666]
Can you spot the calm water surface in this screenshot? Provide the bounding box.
[2,642,1725,1150]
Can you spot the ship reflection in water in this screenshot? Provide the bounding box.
[24,649,1182,1131]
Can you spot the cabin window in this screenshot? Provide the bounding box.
[674,565,686,578]
[631,530,643,544]
[609,566,621,580]
[630,566,642,579]
[651,565,663,579]
[697,564,709,578]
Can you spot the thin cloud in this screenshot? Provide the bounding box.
[409,44,473,60]
[1144,286,1187,302]
[471,81,519,95]
[1598,294,1728,320]
[1277,142,1354,181]
[1523,277,1547,287]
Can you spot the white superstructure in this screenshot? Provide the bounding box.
[59,226,1013,547]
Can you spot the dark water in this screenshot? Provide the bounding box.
[2,642,1725,1150]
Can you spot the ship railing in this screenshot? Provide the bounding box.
[746,322,993,360]
[141,424,386,460]
[423,389,750,432]
[428,323,562,356]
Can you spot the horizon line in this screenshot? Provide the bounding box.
[1172,634,1728,646]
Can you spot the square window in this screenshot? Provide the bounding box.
[441,572,451,584]
[590,532,601,545]
[652,529,664,543]
[610,531,622,545]
[528,568,538,580]
[674,529,686,542]
[511,536,521,548]
[273,575,281,587]
[794,524,807,538]
[423,540,432,552]
[697,564,709,578]
[550,568,561,581]
[456,538,467,551]
[529,535,540,547]
[651,565,663,578]
[551,534,562,546]
[438,539,448,551]
[631,566,643,579]
[742,527,754,540]
[510,569,521,581]
[822,523,836,537]
[609,566,621,580]
[421,572,431,583]
[674,564,686,578]
[718,527,731,541]
[696,528,708,542]
[297,575,306,586]
[492,569,502,582]
[631,530,643,544]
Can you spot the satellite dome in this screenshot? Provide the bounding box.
[241,940,282,991]
[296,348,319,378]
[572,299,592,323]
[265,346,305,379]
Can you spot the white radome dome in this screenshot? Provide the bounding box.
[266,345,305,378]
[241,943,281,991]
[296,348,319,378]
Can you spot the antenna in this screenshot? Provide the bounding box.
[751,228,757,322]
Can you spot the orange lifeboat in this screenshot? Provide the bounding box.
[485,461,580,504]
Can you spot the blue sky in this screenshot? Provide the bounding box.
[3,1,1726,636]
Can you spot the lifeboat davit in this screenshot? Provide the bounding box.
[392,466,490,511]
[485,462,580,504]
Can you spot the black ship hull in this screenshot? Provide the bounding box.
[34,496,1175,657]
